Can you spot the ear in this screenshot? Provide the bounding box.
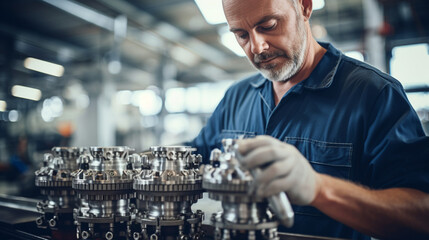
[300,0,313,21]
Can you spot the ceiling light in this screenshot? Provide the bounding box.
[8,110,19,122]
[116,90,132,105]
[11,85,42,101]
[0,100,6,111]
[108,60,122,74]
[170,45,200,66]
[313,0,325,11]
[194,0,227,25]
[132,90,163,116]
[24,57,64,77]
[165,88,186,113]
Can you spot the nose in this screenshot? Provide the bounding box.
[250,33,269,54]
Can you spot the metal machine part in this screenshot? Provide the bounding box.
[234,145,294,228]
[132,146,204,240]
[34,147,83,229]
[72,146,135,240]
[202,139,290,240]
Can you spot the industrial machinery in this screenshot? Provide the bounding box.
[72,146,135,240]
[32,143,295,240]
[201,139,294,240]
[132,146,204,240]
[34,147,83,230]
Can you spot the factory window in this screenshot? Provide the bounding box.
[345,51,364,62]
[390,43,429,111]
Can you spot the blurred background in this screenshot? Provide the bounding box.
[0,0,428,197]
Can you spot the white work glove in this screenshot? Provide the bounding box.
[237,135,319,205]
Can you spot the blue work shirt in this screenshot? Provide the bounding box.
[188,42,429,239]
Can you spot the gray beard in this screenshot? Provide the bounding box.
[259,31,307,82]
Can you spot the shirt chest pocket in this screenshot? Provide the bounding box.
[285,137,353,217]
[284,137,353,180]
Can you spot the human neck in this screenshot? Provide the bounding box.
[272,34,327,106]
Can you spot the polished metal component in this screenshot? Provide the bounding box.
[132,146,204,239]
[202,139,285,240]
[35,147,83,229]
[72,146,135,240]
[234,144,294,228]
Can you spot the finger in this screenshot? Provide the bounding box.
[259,168,301,197]
[237,135,280,156]
[254,158,294,186]
[241,145,287,169]
[259,178,291,198]
[260,166,303,199]
[254,159,297,197]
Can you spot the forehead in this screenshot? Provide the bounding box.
[223,0,294,26]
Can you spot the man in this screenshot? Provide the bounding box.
[188,0,429,239]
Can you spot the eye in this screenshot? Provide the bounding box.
[235,32,248,40]
[258,23,276,31]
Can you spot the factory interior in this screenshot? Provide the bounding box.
[0,0,428,239]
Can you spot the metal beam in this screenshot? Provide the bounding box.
[41,0,230,70]
[41,0,115,32]
[95,0,230,69]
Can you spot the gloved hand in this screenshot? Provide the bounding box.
[237,135,320,205]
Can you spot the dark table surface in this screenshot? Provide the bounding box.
[0,194,348,240]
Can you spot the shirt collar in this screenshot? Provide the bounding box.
[249,74,267,88]
[250,42,342,90]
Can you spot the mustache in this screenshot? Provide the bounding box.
[253,51,286,64]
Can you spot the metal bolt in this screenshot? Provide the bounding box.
[36,217,44,226]
[81,230,90,239]
[48,218,56,228]
[133,232,140,240]
[105,231,114,240]
[150,233,158,240]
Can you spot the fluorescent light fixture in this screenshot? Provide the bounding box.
[220,31,246,57]
[313,0,325,11]
[116,90,132,105]
[185,87,201,113]
[170,45,200,66]
[194,0,227,25]
[108,60,122,74]
[165,88,186,113]
[11,85,42,101]
[132,90,163,116]
[195,0,323,25]
[9,110,19,122]
[24,57,64,77]
[0,100,6,111]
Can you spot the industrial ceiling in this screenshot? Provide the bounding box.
[0,0,428,111]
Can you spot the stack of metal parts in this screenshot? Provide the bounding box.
[132,146,204,240]
[72,146,135,240]
[34,147,82,230]
[202,139,288,240]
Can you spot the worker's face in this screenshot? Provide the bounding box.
[223,0,307,82]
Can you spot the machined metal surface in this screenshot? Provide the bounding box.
[34,147,83,230]
[202,139,283,240]
[72,146,135,240]
[132,146,205,240]
[0,193,346,240]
